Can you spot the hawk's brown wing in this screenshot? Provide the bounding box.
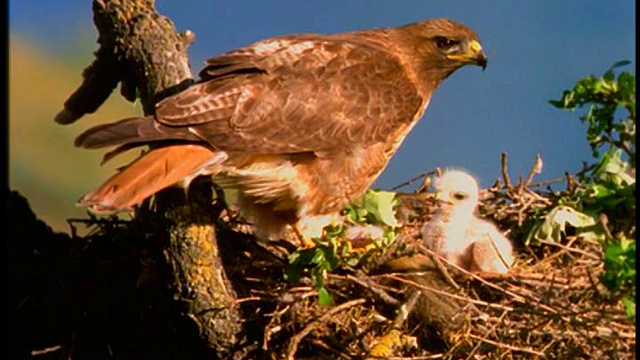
[77,35,424,155]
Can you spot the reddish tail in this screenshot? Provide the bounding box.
[78,144,224,213]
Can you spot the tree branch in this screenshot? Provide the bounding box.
[56,0,245,356]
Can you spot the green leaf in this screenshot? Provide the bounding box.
[575,79,589,95]
[622,296,636,320]
[284,247,318,282]
[310,247,326,265]
[549,90,576,109]
[600,237,636,293]
[574,228,605,243]
[618,72,635,98]
[530,205,597,243]
[318,286,334,306]
[592,149,635,186]
[608,60,631,71]
[602,71,615,84]
[619,237,635,251]
[585,183,617,199]
[549,99,564,108]
[353,190,399,227]
[551,62,636,166]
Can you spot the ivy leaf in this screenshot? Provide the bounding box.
[310,247,326,265]
[617,72,635,100]
[593,149,635,186]
[585,183,617,199]
[284,247,317,282]
[601,237,636,293]
[608,60,631,71]
[353,190,399,227]
[318,286,334,306]
[549,90,575,109]
[528,205,597,243]
[622,296,636,321]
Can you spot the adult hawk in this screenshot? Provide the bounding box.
[75,18,487,242]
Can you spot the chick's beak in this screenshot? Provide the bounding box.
[434,193,454,207]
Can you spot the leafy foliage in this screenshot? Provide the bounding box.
[285,189,399,305]
[601,234,636,320]
[549,60,635,166]
[532,62,637,319]
[346,190,400,227]
[526,205,597,243]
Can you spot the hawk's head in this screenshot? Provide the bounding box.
[398,18,487,84]
[434,169,480,215]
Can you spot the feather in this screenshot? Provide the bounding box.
[78,145,225,212]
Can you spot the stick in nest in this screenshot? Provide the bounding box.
[416,245,461,291]
[345,272,401,307]
[366,290,422,359]
[285,298,366,360]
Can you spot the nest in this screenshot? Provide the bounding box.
[8,161,635,359]
[235,177,635,359]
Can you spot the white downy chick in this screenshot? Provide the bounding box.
[420,169,514,273]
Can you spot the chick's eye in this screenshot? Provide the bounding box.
[452,192,467,201]
[435,37,458,50]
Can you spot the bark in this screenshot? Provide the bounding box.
[55,0,245,357]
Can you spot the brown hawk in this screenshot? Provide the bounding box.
[75,18,487,241]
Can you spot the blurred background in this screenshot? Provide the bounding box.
[9,0,635,233]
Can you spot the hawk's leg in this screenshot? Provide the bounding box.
[293,213,344,248]
[291,225,316,249]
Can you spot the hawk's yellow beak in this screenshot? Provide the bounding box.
[446,40,487,69]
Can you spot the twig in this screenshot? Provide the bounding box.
[414,245,548,312]
[598,213,615,239]
[522,187,554,204]
[345,273,400,306]
[537,239,601,260]
[385,274,514,313]
[233,296,264,304]
[528,176,566,189]
[464,311,509,360]
[501,152,512,188]
[585,265,606,299]
[416,246,460,291]
[310,339,355,359]
[386,355,444,359]
[285,298,366,360]
[392,289,422,328]
[467,334,545,356]
[31,345,63,356]
[366,291,421,359]
[419,251,570,318]
[516,197,537,226]
[390,171,437,191]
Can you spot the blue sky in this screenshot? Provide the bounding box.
[10,0,636,190]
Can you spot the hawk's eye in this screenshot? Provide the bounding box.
[452,192,467,201]
[434,37,459,50]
